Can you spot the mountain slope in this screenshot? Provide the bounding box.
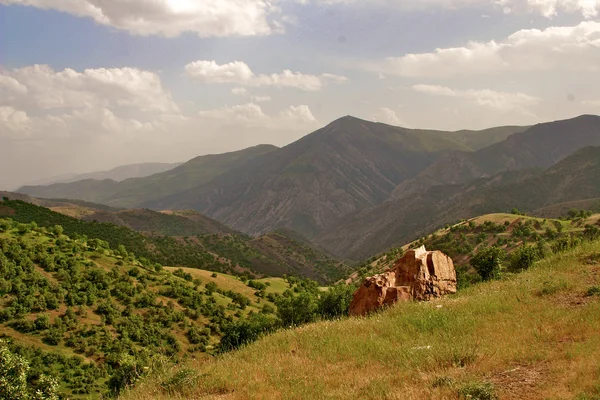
[392,114,600,200]
[145,116,478,238]
[0,218,288,398]
[19,145,278,208]
[318,146,600,260]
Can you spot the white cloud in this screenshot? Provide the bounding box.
[232,87,249,95]
[412,84,540,112]
[185,60,347,91]
[0,65,178,114]
[199,102,317,128]
[374,21,600,78]
[371,108,406,126]
[582,100,600,107]
[251,95,272,102]
[298,0,600,18]
[0,0,281,38]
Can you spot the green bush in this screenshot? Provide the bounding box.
[470,246,504,281]
[458,381,498,400]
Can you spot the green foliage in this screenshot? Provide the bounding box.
[317,284,355,319]
[219,313,278,351]
[470,246,504,281]
[458,381,498,400]
[509,245,540,272]
[0,340,59,400]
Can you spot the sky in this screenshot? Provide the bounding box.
[1,0,600,190]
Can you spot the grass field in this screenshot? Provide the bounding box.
[124,241,600,400]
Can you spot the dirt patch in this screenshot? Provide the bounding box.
[554,292,593,308]
[0,205,15,216]
[491,364,548,400]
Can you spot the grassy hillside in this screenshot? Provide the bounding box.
[0,218,290,398]
[347,212,600,287]
[0,198,350,283]
[0,198,239,275]
[123,239,600,400]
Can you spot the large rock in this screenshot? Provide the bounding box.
[349,246,456,316]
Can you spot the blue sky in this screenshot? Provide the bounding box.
[0,0,599,189]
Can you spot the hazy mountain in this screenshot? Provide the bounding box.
[20,162,182,188]
[318,146,600,260]
[19,145,278,207]
[144,116,488,237]
[392,115,600,200]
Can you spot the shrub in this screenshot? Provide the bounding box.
[470,246,504,281]
[458,381,498,400]
[317,284,354,319]
[509,245,539,272]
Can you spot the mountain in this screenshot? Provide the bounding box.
[20,162,182,187]
[318,145,600,260]
[19,145,278,208]
[144,116,502,237]
[19,118,527,239]
[392,114,600,200]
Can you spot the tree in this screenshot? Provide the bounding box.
[0,340,59,400]
[470,246,504,281]
[509,245,539,272]
[317,284,354,319]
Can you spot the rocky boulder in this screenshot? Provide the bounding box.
[349,246,456,316]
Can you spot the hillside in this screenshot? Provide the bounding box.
[0,217,289,398]
[144,116,489,238]
[345,212,600,286]
[318,146,600,260]
[19,145,278,208]
[0,197,350,283]
[392,114,600,201]
[123,239,600,400]
[19,118,528,241]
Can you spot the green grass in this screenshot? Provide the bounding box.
[123,241,600,400]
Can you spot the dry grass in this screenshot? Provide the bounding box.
[123,242,600,400]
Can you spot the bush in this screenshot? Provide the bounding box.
[317,284,354,319]
[458,381,498,400]
[509,245,539,272]
[470,246,504,281]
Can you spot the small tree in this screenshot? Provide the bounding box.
[0,340,59,400]
[470,246,504,281]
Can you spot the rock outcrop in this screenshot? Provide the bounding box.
[349,246,456,316]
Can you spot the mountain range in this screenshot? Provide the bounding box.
[18,114,600,261]
[18,162,182,188]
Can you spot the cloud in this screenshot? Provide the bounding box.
[371,107,405,126]
[0,0,282,38]
[251,95,272,102]
[0,64,179,113]
[185,60,347,91]
[199,102,317,128]
[373,21,600,78]
[412,85,540,112]
[298,0,600,18]
[232,87,249,95]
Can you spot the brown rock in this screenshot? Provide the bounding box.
[349,246,456,316]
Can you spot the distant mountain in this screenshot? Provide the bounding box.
[19,145,278,207]
[317,146,600,260]
[144,116,513,238]
[392,115,600,200]
[21,162,182,187]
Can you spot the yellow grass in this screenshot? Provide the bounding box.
[124,242,600,400]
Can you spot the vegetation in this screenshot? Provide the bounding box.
[0,217,294,398]
[122,238,600,399]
